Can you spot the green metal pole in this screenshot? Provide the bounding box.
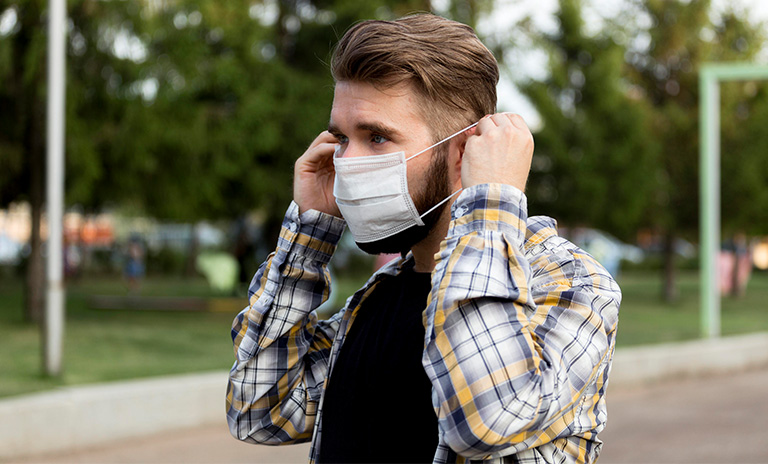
[699,69,720,339]
[699,63,768,339]
[702,63,768,81]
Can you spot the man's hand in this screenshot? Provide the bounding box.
[294,131,342,217]
[461,113,534,192]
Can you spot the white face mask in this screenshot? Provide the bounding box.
[333,122,477,243]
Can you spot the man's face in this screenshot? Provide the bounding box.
[329,81,452,255]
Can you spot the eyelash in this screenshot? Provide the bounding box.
[333,134,389,145]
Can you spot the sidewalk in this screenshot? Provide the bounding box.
[13,367,768,463]
[12,424,310,464]
[600,366,768,463]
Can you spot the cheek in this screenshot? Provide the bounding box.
[406,157,431,190]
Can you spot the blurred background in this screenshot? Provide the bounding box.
[1,0,768,460]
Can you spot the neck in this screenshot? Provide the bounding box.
[410,206,452,273]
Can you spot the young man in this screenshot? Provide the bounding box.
[227,14,621,464]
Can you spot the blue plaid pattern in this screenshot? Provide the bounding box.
[227,183,621,463]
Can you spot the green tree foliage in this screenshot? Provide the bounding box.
[624,0,767,299]
[523,0,768,300]
[1,0,60,322]
[2,0,496,322]
[721,80,768,236]
[521,0,660,241]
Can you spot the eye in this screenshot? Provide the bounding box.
[371,134,388,144]
[335,134,349,144]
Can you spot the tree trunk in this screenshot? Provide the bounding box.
[662,230,678,302]
[25,99,46,324]
[15,0,46,324]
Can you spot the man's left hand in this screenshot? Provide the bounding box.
[461,113,534,192]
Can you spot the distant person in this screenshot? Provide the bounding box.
[732,233,752,297]
[720,233,752,298]
[63,236,82,280]
[226,14,621,463]
[124,236,145,293]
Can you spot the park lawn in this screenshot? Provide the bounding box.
[1,270,768,399]
[614,269,768,346]
[0,277,243,399]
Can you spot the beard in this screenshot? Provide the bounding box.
[356,146,452,256]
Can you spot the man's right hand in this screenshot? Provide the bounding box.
[293,131,342,217]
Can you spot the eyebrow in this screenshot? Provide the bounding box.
[327,121,404,140]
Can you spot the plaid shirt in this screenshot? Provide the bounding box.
[227,183,621,463]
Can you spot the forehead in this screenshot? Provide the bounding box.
[330,81,429,137]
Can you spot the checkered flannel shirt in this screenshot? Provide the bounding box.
[226,183,621,463]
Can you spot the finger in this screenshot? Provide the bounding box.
[297,142,338,173]
[489,112,516,128]
[504,113,529,132]
[306,142,337,163]
[308,130,338,150]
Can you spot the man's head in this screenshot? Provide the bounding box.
[329,14,499,255]
[331,14,499,141]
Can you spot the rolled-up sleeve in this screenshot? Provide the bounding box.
[423,183,621,461]
[227,202,346,445]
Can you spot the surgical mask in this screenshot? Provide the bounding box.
[333,122,477,243]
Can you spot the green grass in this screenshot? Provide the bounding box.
[0,277,241,399]
[2,270,768,399]
[614,270,768,346]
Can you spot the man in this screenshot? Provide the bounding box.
[227,14,621,464]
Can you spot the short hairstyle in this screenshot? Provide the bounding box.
[331,14,499,140]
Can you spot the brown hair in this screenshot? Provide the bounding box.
[331,14,499,140]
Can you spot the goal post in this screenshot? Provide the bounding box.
[699,63,768,338]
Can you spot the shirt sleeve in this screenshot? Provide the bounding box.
[423,183,621,460]
[226,201,346,445]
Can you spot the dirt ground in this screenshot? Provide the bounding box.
[14,367,768,464]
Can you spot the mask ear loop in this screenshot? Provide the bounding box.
[405,122,479,162]
[418,188,463,219]
[408,121,479,219]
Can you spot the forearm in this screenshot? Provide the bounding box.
[424,184,621,458]
[227,202,345,444]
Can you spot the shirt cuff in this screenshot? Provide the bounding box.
[447,183,528,248]
[277,201,346,264]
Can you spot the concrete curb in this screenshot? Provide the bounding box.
[608,331,768,389]
[2,332,768,461]
[0,371,227,461]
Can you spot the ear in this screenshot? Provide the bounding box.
[448,135,467,189]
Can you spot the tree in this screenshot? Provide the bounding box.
[1,0,151,322]
[721,81,768,237]
[1,0,59,323]
[3,0,492,324]
[520,0,659,241]
[624,0,768,300]
[521,0,768,301]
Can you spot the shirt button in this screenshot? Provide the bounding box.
[455,205,468,218]
[288,222,298,233]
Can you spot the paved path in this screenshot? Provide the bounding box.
[14,368,768,464]
[599,367,768,463]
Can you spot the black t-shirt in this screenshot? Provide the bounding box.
[318,267,438,463]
